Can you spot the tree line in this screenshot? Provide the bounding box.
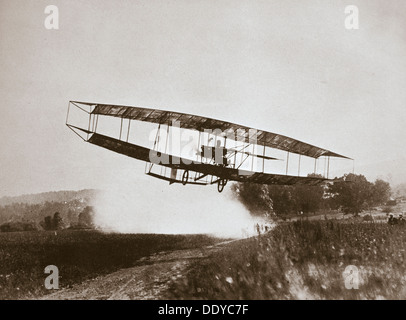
[40,206,96,231]
[0,205,96,233]
[232,173,391,216]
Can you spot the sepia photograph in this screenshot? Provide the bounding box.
[1,0,406,307]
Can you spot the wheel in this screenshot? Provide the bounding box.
[217,178,228,193]
[182,170,189,185]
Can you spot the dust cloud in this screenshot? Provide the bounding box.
[91,175,267,238]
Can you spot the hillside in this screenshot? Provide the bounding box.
[0,189,101,228]
[0,189,100,206]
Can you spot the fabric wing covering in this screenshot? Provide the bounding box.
[79,101,350,159]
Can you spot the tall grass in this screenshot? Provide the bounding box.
[169,221,406,299]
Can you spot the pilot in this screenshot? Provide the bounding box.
[214,140,228,166]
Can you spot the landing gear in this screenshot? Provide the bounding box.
[217,178,228,193]
[182,170,189,185]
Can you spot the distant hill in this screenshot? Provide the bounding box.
[0,189,102,227]
[0,189,100,207]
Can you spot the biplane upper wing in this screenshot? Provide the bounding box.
[72,101,350,159]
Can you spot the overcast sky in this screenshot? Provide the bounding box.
[1,0,406,200]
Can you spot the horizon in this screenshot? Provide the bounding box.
[2,174,406,201]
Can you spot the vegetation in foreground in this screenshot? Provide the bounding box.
[169,220,406,300]
[0,230,222,300]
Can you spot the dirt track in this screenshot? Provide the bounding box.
[41,239,238,300]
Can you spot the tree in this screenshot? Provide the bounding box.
[371,179,391,206]
[289,174,325,214]
[43,216,53,230]
[266,185,296,215]
[52,212,64,230]
[78,206,95,228]
[328,173,373,215]
[292,184,325,214]
[231,183,273,216]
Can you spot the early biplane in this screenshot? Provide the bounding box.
[66,101,351,192]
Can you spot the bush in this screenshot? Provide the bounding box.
[0,222,40,232]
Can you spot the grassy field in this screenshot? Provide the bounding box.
[169,220,406,300]
[3,219,406,300]
[0,230,222,299]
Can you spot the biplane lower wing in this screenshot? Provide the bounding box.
[87,133,327,186]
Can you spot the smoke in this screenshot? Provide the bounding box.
[90,174,267,238]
